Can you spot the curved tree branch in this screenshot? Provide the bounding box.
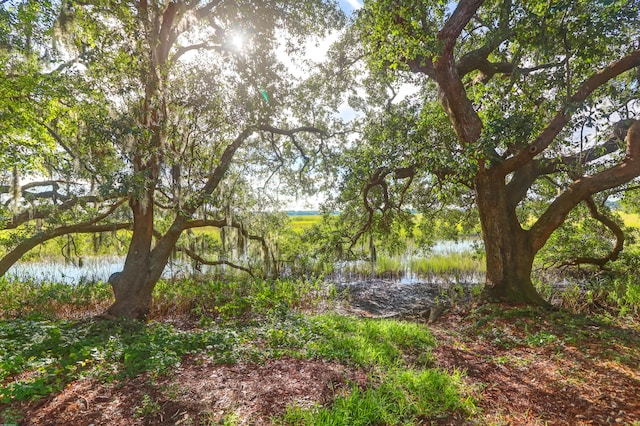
[3,195,125,231]
[350,164,419,249]
[531,120,640,252]
[560,196,624,269]
[0,199,130,277]
[175,246,255,277]
[506,120,633,208]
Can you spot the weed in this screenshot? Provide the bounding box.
[524,330,560,347]
[133,393,162,418]
[0,407,22,425]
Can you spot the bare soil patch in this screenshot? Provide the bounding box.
[8,357,367,425]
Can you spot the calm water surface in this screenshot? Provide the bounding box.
[7,239,482,284]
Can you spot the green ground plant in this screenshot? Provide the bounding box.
[0,291,476,424]
[1,276,638,424]
[0,318,237,402]
[279,368,473,425]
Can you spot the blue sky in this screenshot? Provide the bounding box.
[338,0,363,13]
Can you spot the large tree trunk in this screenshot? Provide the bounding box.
[106,194,158,320]
[475,172,549,306]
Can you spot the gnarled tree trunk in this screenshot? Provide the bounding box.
[106,191,158,319]
[475,172,548,305]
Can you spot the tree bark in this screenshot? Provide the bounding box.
[475,171,549,305]
[106,193,157,320]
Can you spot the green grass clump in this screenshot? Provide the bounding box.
[305,313,436,368]
[266,313,474,424]
[280,368,474,425]
[239,313,436,367]
[410,253,485,275]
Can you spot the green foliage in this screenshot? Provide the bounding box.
[338,0,640,306]
[153,276,330,322]
[304,314,436,368]
[0,318,236,402]
[264,313,474,424]
[0,277,112,318]
[536,202,628,267]
[280,368,474,425]
[533,243,640,318]
[0,281,476,425]
[133,394,162,419]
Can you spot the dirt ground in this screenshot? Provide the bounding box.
[7,357,368,425]
[2,282,639,425]
[429,308,640,425]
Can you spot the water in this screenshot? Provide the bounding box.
[6,238,483,284]
[6,256,198,284]
[430,239,478,254]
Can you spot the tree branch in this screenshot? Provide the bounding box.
[0,199,130,277]
[497,49,640,176]
[506,120,633,208]
[438,0,485,58]
[195,0,224,19]
[3,195,125,231]
[530,120,640,252]
[175,246,255,277]
[560,197,624,269]
[171,42,223,62]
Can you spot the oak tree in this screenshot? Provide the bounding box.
[357,0,640,304]
[46,0,344,319]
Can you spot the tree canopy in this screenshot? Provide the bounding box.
[339,0,640,303]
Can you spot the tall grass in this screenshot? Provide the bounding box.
[289,215,322,233]
[0,275,333,322]
[337,252,485,278]
[409,253,485,275]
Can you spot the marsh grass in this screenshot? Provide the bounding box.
[619,211,640,229]
[338,252,485,279]
[289,215,322,233]
[409,253,485,275]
